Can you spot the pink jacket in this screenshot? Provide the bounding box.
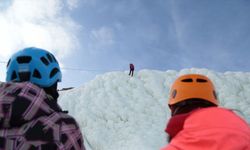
[161,107,250,150]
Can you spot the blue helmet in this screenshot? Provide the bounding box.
[6,47,62,87]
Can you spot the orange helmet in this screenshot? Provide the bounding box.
[168,74,218,106]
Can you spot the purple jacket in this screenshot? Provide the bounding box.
[0,82,85,150]
[130,64,134,70]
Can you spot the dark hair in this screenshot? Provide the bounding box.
[169,98,217,116]
[43,82,59,100]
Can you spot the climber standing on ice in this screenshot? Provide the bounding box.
[161,74,250,150]
[129,63,134,77]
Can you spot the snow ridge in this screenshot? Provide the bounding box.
[58,68,250,150]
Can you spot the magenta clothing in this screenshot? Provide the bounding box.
[165,112,191,140]
[130,64,134,70]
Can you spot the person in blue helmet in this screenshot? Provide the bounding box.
[0,47,86,150]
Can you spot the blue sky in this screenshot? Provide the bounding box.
[1,0,250,88]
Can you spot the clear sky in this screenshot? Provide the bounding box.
[0,0,250,88]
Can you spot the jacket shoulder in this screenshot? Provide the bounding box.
[168,107,250,150]
[185,107,249,131]
[0,82,62,128]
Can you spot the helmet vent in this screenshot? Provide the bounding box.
[7,59,11,67]
[213,91,217,99]
[50,68,59,78]
[181,79,193,82]
[196,79,207,82]
[46,53,53,62]
[172,90,177,98]
[17,56,32,64]
[18,72,31,81]
[40,57,49,66]
[51,55,58,63]
[32,69,42,79]
[11,71,18,80]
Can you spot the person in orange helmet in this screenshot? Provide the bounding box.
[161,74,250,150]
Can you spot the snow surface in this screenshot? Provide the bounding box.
[58,68,250,150]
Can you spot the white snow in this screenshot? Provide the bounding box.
[58,68,250,150]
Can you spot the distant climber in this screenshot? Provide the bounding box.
[129,63,134,77]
